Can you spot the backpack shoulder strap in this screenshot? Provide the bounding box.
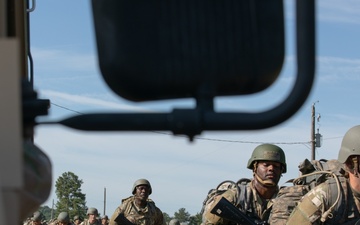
[235,178,252,211]
[328,176,356,224]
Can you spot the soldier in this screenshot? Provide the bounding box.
[109,179,165,225]
[201,144,287,225]
[101,215,109,225]
[169,219,180,225]
[29,211,46,225]
[81,208,101,225]
[73,215,82,225]
[56,212,72,225]
[286,125,360,224]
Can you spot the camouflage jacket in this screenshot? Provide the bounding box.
[202,179,278,225]
[286,176,360,225]
[81,219,102,225]
[109,196,165,225]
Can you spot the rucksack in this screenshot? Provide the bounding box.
[269,158,346,225]
[200,178,252,224]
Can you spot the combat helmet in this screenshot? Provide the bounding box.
[73,215,81,221]
[169,219,180,225]
[32,211,43,222]
[58,212,70,223]
[247,144,287,173]
[132,178,152,195]
[338,125,360,163]
[102,215,109,220]
[87,207,98,216]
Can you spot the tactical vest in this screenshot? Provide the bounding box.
[201,178,274,225]
[120,197,161,225]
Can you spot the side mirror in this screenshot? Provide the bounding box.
[92,0,285,101]
[55,0,315,140]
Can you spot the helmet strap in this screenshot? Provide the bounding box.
[253,172,276,187]
[253,162,276,187]
[351,156,359,178]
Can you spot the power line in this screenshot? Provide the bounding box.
[51,102,84,115]
[49,102,339,146]
[151,131,311,145]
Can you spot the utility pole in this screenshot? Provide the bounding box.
[311,102,316,160]
[103,187,106,216]
[51,199,54,220]
[311,101,322,160]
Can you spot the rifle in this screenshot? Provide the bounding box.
[210,197,268,225]
[114,213,136,225]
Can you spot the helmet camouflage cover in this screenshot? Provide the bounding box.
[87,207,98,216]
[169,219,180,225]
[73,215,81,221]
[132,178,152,195]
[102,215,109,220]
[338,125,360,163]
[247,143,287,173]
[32,211,43,222]
[58,212,70,223]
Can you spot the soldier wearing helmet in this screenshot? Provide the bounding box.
[109,179,165,225]
[80,207,101,225]
[53,212,71,225]
[101,215,109,225]
[73,215,82,225]
[28,211,46,225]
[202,144,286,225]
[169,219,180,225]
[286,125,360,224]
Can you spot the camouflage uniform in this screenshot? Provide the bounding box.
[81,219,101,225]
[202,179,278,225]
[28,211,48,225]
[287,125,360,225]
[81,208,101,225]
[286,174,360,224]
[109,196,165,225]
[202,144,286,225]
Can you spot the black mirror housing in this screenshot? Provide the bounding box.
[92,0,284,102]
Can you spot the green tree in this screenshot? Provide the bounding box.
[39,205,54,221]
[55,171,86,220]
[188,213,202,225]
[174,208,191,223]
[163,212,171,224]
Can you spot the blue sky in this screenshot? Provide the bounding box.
[31,0,360,217]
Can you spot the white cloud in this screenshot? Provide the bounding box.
[318,56,360,82]
[31,47,97,72]
[319,0,360,25]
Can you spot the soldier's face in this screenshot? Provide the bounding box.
[88,214,97,223]
[135,185,150,200]
[255,161,282,185]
